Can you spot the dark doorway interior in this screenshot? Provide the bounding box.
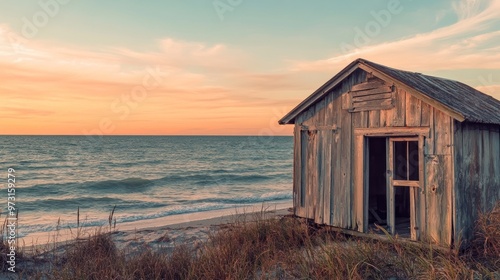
[393,186,411,236]
[368,137,387,225]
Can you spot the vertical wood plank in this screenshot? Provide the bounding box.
[307,130,316,219]
[332,96,343,226]
[425,108,435,155]
[420,102,431,127]
[363,138,370,231]
[406,92,422,126]
[352,112,360,128]
[418,135,425,238]
[410,187,416,240]
[387,138,395,235]
[381,107,395,127]
[301,131,308,217]
[393,88,406,126]
[340,93,352,228]
[480,129,492,213]
[323,129,332,225]
[425,154,439,243]
[489,129,500,212]
[369,110,380,128]
[360,111,369,128]
[425,154,452,245]
[452,121,463,246]
[353,134,364,232]
[315,130,324,224]
[322,93,334,225]
[460,124,474,243]
[293,125,301,216]
[434,110,452,155]
[442,154,453,246]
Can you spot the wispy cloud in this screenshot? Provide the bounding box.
[452,0,485,20]
[290,0,500,73]
[0,25,299,135]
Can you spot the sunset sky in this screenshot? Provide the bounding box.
[1,0,499,135]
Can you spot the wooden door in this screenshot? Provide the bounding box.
[387,137,422,240]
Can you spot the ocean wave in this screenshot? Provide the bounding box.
[17,197,167,212]
[155,173,276,187]
[84,178,154,192]
[20,177,154,196]
[21,171,284,198]
[192,191,292,204]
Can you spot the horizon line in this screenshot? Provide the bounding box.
[0,134,293,137]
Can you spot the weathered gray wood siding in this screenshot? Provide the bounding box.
[453,122,500,246]
[425,108,454,246]
[294,69,366,227]
[293,68,457,245]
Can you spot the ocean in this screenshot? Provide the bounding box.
[0,136,293,238]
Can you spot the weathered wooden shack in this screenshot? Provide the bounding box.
[279,58,500,247]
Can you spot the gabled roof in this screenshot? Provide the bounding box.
[279,58,500,125]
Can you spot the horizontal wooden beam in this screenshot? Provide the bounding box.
[300,125,338,131]
[393,180,420,187]
[352,92,393,101]
[354,127,430,137]
[351,80,386,92]
[350,98,393,112]
[350,87,392,98]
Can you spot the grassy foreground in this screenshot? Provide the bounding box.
[3,203,500,280]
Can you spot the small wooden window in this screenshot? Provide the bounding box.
[392,139,419,186]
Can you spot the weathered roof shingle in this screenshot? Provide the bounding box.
[280,58,500,125]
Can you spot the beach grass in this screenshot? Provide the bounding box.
[5,203,500,279]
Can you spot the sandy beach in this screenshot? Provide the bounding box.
[20,202,292,256]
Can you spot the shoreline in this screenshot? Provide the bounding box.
[20,201,292,254]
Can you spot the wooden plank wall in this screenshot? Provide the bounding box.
[453,122,500,246]
[293,69,366,226]
[293,70,461,245]
[425,109,453,245]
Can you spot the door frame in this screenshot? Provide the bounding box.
[353,127,427,240]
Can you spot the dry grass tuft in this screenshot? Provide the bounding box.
[50,231,123,279]
[471,202,500,258]
[190,214,311,279]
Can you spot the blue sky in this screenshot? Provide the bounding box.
[0,0,499,135]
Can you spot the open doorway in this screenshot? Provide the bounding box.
[367,137,387,227]
[361,133,422,240]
